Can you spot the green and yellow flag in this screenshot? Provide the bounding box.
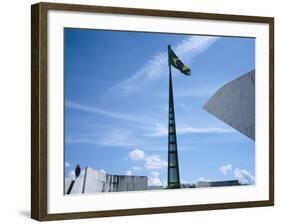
[169,45,191,76]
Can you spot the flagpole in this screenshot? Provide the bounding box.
[167,45,181,189]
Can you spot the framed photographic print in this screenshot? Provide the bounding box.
[31,2,274,221]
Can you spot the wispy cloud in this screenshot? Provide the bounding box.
[65,161,71,168]
[106,36,219,96]
[66,101,145,124]
[145,124,234,137]
[66,128,142,147]
[66,122,234,148]
[179,103,192,112]
[174,86,219,98]
[144,155,168,170]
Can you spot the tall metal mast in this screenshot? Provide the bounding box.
[167,45,181,189]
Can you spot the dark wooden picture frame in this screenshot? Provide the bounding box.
[31,2,274,221]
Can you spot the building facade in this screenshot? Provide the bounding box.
[198,180,240,188]
[204,70,255,141]
[65,166,148,195]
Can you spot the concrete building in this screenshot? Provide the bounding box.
[197,180,240,188]
[65,166,148,195]
[147,185,164,190]
[181,183,197,188]
[204,70,255,141]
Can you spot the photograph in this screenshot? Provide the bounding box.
[64,28,256,195]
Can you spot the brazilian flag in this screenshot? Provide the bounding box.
[169,45,191,76]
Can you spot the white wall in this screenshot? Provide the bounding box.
[0,0,279,223]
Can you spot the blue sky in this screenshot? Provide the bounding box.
[64,28,255,187]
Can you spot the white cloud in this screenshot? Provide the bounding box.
[198,177,209,182]
[128,149,145,161]
[128,149,167,170]
[125,170,132,176]
[148,171,163,186]
[233,168,255,185]
[107,36,219,96]
[219,164,233,175]
[218,164,255,185]
[131,166,142,171]
[65,161,71,168]
[144,154,168,170]
[99,169,106,174]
